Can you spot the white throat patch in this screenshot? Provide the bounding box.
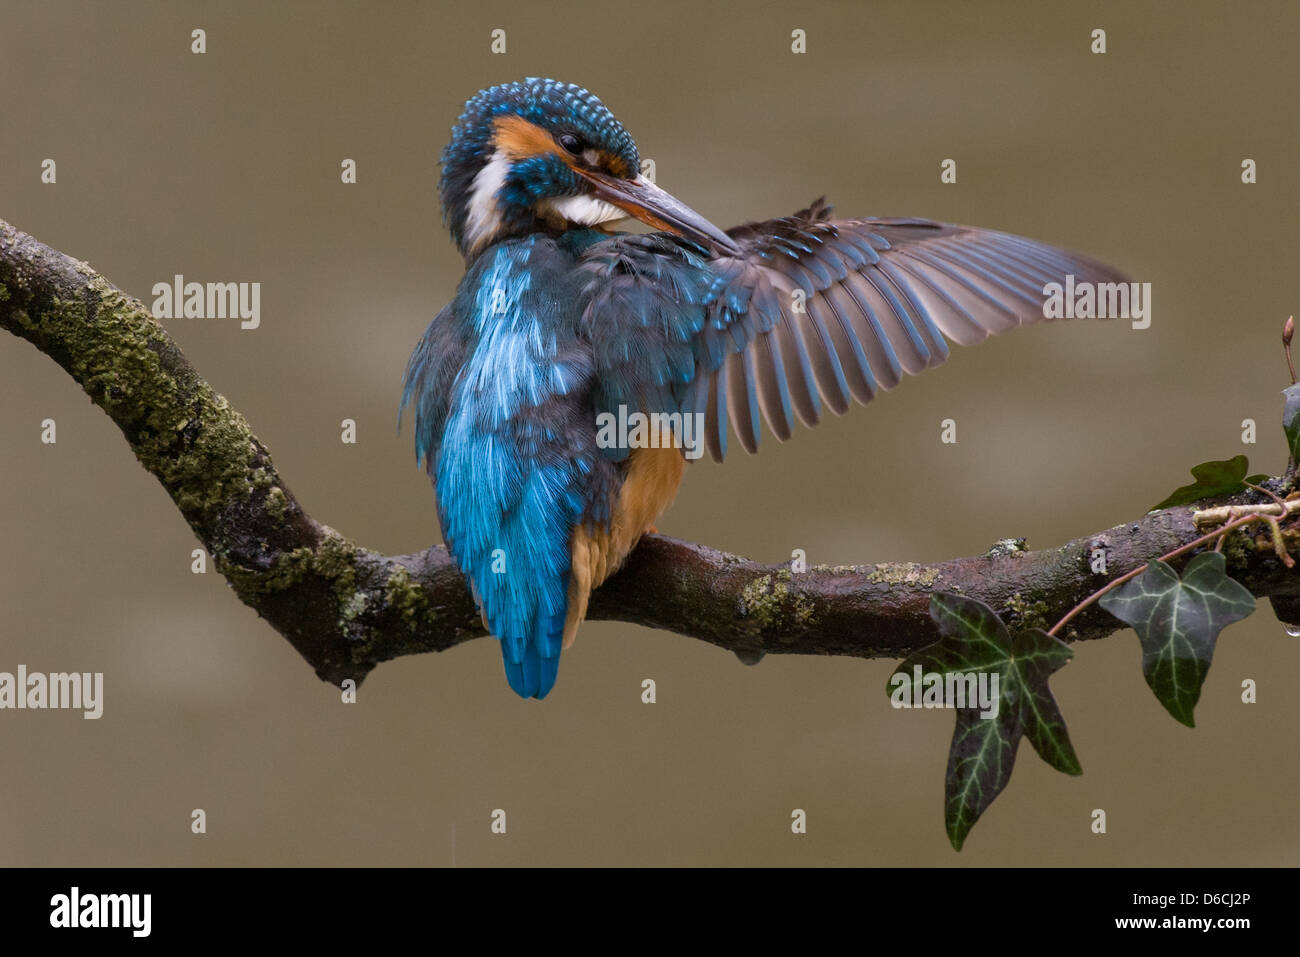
[464,149,511,254]
[537,193,625,228]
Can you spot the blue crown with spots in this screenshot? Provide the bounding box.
[439,78,640,253]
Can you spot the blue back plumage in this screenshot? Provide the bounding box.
[402,233,619,698]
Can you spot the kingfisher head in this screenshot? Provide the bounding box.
[440,77,737,259]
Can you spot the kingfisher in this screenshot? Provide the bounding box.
[401,77,1125,699]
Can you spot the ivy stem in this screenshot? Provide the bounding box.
[1244,480,1288,513]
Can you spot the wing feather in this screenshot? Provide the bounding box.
[579,200,1128,463]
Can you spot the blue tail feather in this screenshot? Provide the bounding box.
[498,604,566,699]
[502,640,561,699]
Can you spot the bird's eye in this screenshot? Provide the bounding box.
[558,133,583,156]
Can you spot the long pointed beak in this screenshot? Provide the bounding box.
[575,170,740,257]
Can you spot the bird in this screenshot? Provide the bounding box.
[401,77,1126,699]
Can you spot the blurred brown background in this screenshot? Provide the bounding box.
[1,0,1297,866]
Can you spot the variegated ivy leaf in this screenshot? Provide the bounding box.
[1099,551,1255,727]
[888,593,1080,851]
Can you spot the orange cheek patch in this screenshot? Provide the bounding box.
[601,151,632,179]
[493,115,563,161]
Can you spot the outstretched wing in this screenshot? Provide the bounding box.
[580,199,1128,461]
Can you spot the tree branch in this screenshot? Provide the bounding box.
[3,218,1297,686]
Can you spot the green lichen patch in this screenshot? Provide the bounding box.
[221,545,309,594]
[312,533,361,596]
[264,486,289,520]
[147,393,258,519]
[1003,593,1051,632]
[1228,524,1264,565]
[864,562,942,588]
[739,573,816,637]
[219,531,361,601]
[340,590,369,625]
[30,282,260,521]
[384,562,433,631]
[986,538,1028,557]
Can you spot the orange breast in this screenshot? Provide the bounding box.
[564,445,686,648]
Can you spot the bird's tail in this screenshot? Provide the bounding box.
[498,605,565,699]
[502,645,560,699]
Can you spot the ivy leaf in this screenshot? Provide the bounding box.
[1098,551,1255,727]
[1151,455,1255,511]
[1284,383,1300,464]
[887,594,1081,851]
